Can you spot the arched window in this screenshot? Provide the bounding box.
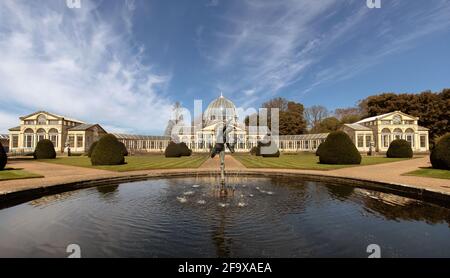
[405,128,415,147]
[393,128,403,140]
[49,128,59,148]
[36,128,46,142]
[24,128,34,149]
[381,128,391,148]
[393,115,402,125]
[37,115,47,125]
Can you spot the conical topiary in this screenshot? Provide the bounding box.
[386,139,413,158]
[430,133,450,170]
[0,141,7,170]
[34,139,56,159]
[91,134,125,166]
[319,131,361,165]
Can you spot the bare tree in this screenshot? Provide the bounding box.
[304,105,329,130]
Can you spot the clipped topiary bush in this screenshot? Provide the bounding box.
[91,134,125,166]
[430,133,450,170]
[0,142,7,170]
[119,142,129,156]
[387,139,413,158]
[34,139,56,159]
[259,142,280,158]
[250,146,259,156]
[87,141,98,157]
[319,131,361,165]
[316,142,324,157]
[179,142,192,157]
[165,141,182,158]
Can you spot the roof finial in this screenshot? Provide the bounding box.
[220,91,224,98]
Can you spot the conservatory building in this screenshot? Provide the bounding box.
[7,97,429,155]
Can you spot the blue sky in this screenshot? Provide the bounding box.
[0,0,449,134]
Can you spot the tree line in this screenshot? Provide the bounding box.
[246,88,449,144]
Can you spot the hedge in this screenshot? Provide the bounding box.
[119,141,129,156]
[91,134,125,166]
[34,139,56,159]
[179,142,192,157]
[0,142,7,170]
[386,139,413,158]
[319,131,361,165]
[87,141,98,157]
[316,143,324,157]
[430,133,450,170]
[165,141,182,157]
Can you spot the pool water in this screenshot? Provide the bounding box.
[0,176,449,258]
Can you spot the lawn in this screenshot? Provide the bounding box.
[38,154,209,172]
[0,169,43,181]
[233,153,411,171]
[405,168,450,180]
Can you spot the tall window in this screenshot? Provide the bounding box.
[12,135,19,148]
[420,135,426,148]
[357,135,364,148]
[381,128,391,148]
[68,136,75,148]
[393,128,403,140]
[405,128,414,148]
[365,135,372,148]
[37,115,47,125]
[24,129,34,148]
[37,129,46,142]
[49,129,59,148]
[77,136,83,148]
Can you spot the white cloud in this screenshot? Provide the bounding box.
[199,0,450,105]
[0,0,173,134]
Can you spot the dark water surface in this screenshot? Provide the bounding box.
[0,176,449,258]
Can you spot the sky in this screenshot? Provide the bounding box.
[0,0,449,135]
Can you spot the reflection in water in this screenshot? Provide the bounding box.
[96,185,119,195]
[0,176,449,258]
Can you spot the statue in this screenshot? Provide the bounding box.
[210,119,236,189]
[210,120,235,158]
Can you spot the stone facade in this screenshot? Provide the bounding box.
[7,100,429,155]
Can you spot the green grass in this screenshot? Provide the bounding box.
[233,153,411,171]
[38,154,209,172]
[405,168,450,180]
[0,169,43,181]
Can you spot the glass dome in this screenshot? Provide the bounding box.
[204,94,237,126]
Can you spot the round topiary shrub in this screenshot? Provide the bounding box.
[91,134,125,166]
[179,142,192,157]
[165,141,182,158]
[119,142,129,156]
[0,142,7,171]
[259,142,280,158]
[87,141,98,157]
[386,139,413,158]
[250,146,258,156]
[316,143,324,157]
[319,131,362,165]
[430,133,450,170]
[34,139,56,159]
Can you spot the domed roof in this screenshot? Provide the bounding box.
[204,93,237,126]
